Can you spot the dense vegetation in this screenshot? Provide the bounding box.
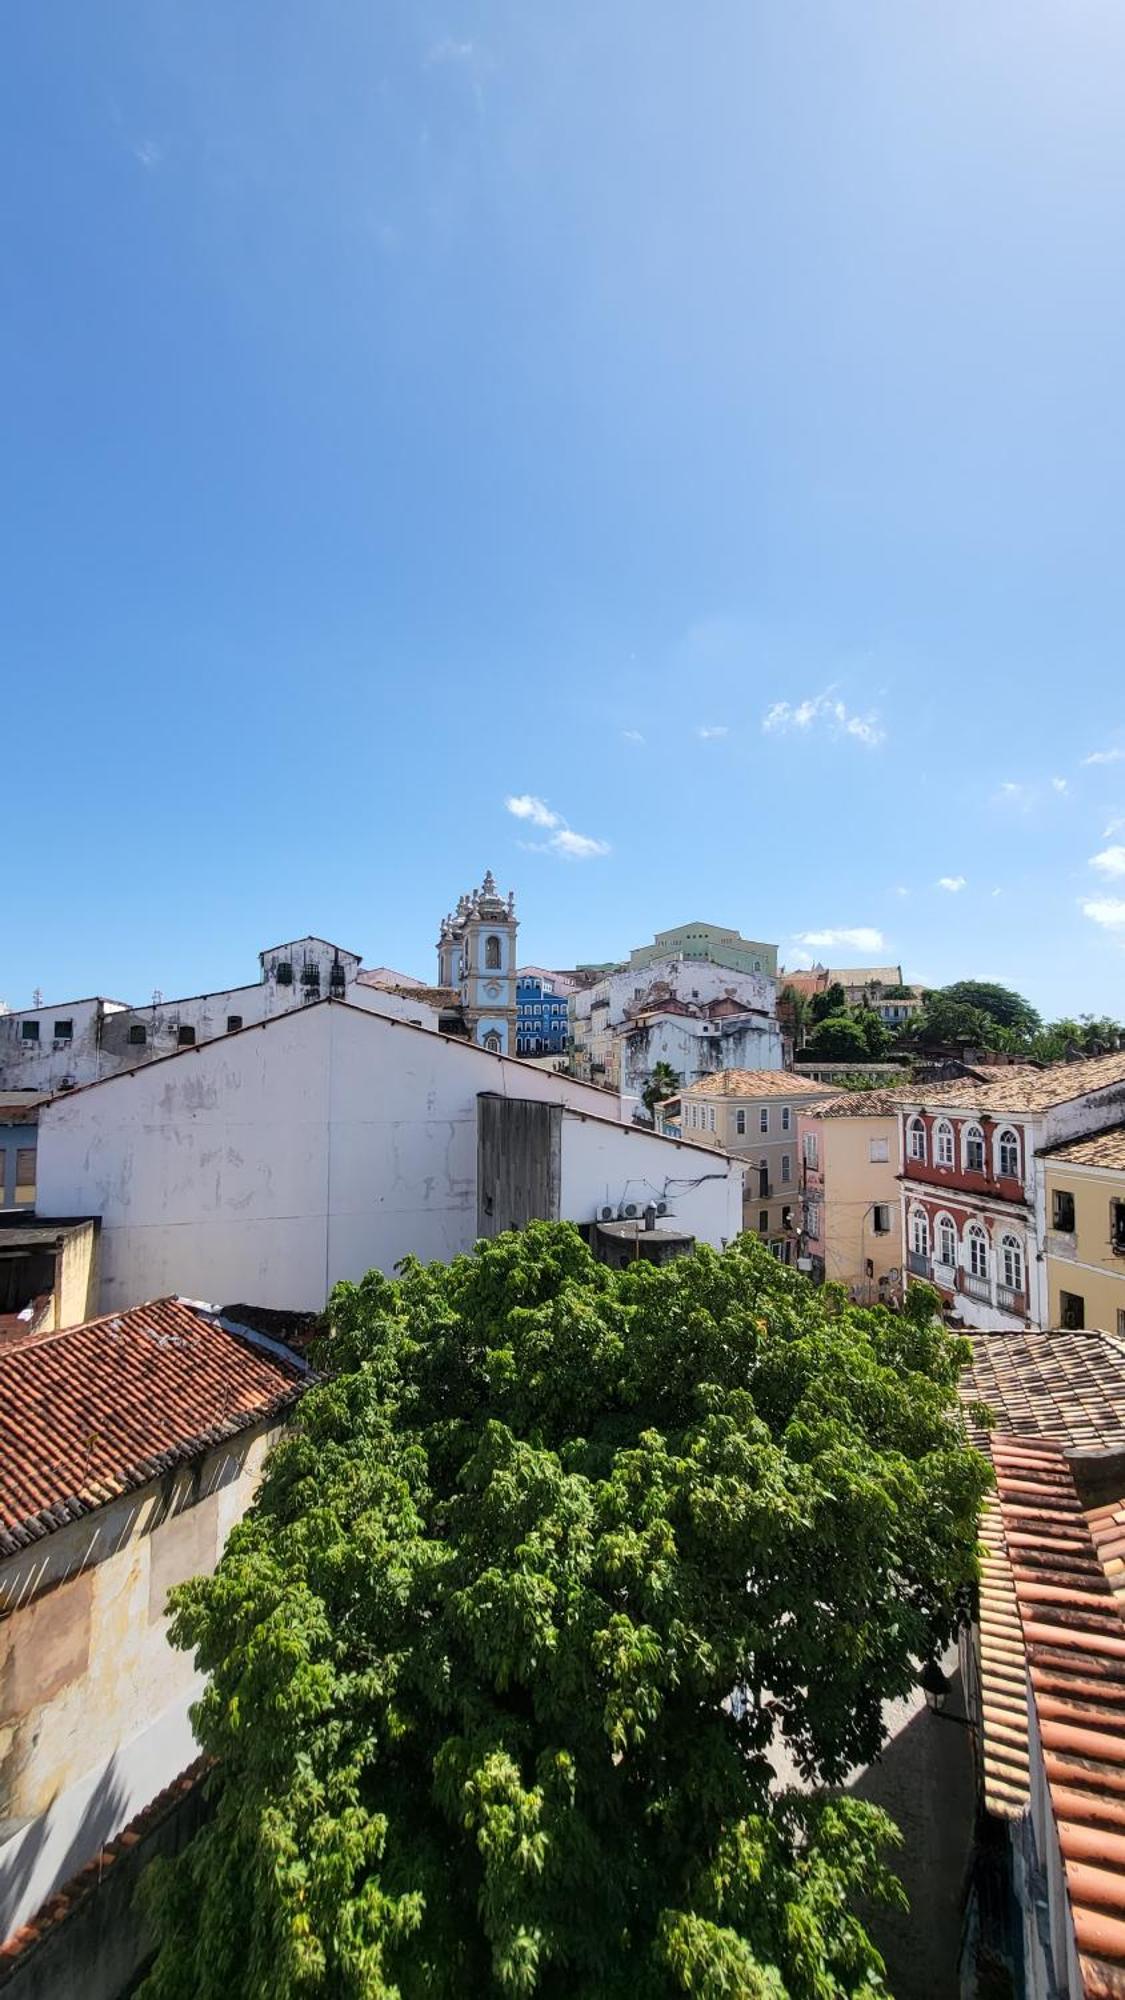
[140,1227,988,2000]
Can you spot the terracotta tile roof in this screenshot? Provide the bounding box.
[977,1493,1031,1816]
[826,965,905,988]
[962,1331,1125,1456]
[909,1052,1125,1116]
[1044,1124,1125,1172]
[993,1436,1125,1997]
[809,1088,913,1118]
[0,1299,306,1557]
[682,1069,833,1100]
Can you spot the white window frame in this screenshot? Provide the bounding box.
[935,1120,955,1169]
[996,1127,1020,1180]
[935,1212,957,1269]
[908,1118,926,1163]
[963,1123,986,1174]
[1001,1233,1024,1293]
[803,1132,818,1169]
[760,1107,770,1135]
[967,1225,989,1281]
[781,1154,791,1184]
[735,1109,746,1136]
[910,1207,930,1257]
[781,1106,791,1133]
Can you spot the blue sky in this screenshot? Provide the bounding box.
[3,2,1124,1019]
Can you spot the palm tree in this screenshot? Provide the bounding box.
[642,1061,681,1120]
[780,984,812,1052]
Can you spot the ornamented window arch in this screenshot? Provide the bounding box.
[935,1212,957,1268]
[963,1123,986,1173]
[908,1117,927,1164]
[910,1207,930,1256]
[1001,1233,1024,1293]
[483,1031,501,1054]
[485,935,502,971]
[966,1223,989,1280]
[996,1127,1020,1179]
[934,1119,955,1169]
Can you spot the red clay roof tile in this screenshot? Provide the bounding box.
[0,1298,305,1557]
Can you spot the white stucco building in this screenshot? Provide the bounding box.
[0,937,437,1095]
[571,955,782,1099]
[35,1000,743,1314]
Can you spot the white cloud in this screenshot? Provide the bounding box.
[622,729,645,745]
[992,887,1003,898]
[893,885,909,898]
[997,780,1023,799]
[937,876,966,892]
[1052,776,1068,793]
[1090,845,1125,878]
[1083,897,1125,929]
[1083,748,1125,766]
[549,829,610,860]
[794,926,886,952]
[762,693,885,749]
[1105,817,1125,838]
[696,724,729,741]
[133,139,163,169]
[505,794,560,829]
[504,794,608,862]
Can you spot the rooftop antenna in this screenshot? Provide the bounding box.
[152,989,164,1006]
[32,987,43,1008]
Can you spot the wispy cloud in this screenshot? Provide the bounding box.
[937,876,966,893]
[505,794,559,829]
[893,885,910,899]
[622,729,645,746]
[1106,817,1125,839]
[1083,897,1125,929]
[762,693,885,749]
[133,139,163,169]
[794,926,886,952]
[1083,748,1125,766]
[427,37,475,63]
[503,794,609,861]
[1052,776,1068,794]
[696,724,729,741]
[1090,845,1125,878]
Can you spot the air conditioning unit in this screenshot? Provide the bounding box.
[621,1203,638,1219]
[599,1205,615,1221]
[656,1201,668,1216]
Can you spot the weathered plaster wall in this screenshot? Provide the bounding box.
[35,1004,737,1314]
[0,1420,282,1941]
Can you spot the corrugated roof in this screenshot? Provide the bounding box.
[0,1298,305,1556]
[994,1435,1125,1998]
[682,1069,833,1099]
[1044,1125,1125,1172]
[909,1052,1125,1116]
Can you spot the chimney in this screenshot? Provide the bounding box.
[644,1203,657,1232]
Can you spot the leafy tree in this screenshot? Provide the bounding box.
[140,1228,987,2000]
[906,993,1000,1049]
[804,1014,871,1062]
[809,981,847,1025]
[940,982,1041,1038]
[642,1060,682,1119]
[852,1008,893,1059]
[1031,1014,1124,1061]
[779,985,813,1051]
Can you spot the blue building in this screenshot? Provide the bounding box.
[516,970,570,1057]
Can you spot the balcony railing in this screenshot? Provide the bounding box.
[908,1251,932,1279]
[932,1259,957,1288]
[997,1283,1026,1314]
[960,1271,991,1303]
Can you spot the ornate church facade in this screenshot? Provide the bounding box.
[437,872,519,1055]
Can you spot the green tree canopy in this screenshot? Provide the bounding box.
[940,981,1041,1037]
[909,981,1041,1050]
[642,1061,681,1118]
[804,1014,871,1062]
[809,982,847,1025]
[141,1228,987,2000]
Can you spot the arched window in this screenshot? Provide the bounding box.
[908,1117,927,1164]
[910,1208,930,1257]
[963,1123,985,1173]
[966,1224,989,1280]
[483,1031,501,1054]
[997,1128,1020,1179]
[935,1120,955,1169]
[1001,1234,1024,1293]
[485,936,502,970]
[936,1213,957,1268]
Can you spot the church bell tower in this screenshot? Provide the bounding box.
[437,872,518,1054]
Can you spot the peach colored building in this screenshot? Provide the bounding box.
[797,1090,905,1302]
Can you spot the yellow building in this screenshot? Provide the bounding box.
[659,1069,836,1258]
[797,1091,905,1303]
[1043,1126,1125,1335]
